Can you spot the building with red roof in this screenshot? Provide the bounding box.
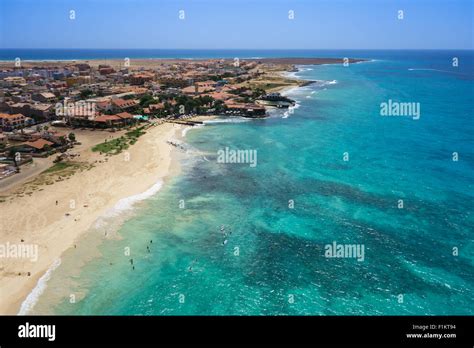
[24,138,54,151]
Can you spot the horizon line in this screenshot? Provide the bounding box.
[1,48,473,51]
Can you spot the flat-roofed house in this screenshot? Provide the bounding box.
[0,113,33,131]
[32,92,56,103]
[75,63,91,72]
[9,103,53,121]
[130,72,155,85]
[99,66,115,75]
[182,80,217,95]
[1,76,26,87]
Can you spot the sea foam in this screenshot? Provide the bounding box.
[182,124,204,137]
[18,259,62,315]
[104,180,163,218]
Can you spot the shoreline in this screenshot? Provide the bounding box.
[0,58,324,315]
[3,73,324,314]
[0,122,183,314]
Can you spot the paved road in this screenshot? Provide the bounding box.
[0,157,54,193]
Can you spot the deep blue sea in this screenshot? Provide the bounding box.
[23,50,474,315]
[1,48,473,63]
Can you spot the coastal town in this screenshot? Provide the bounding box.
[0,58,307,187]
[0,56,361,314]
[0,0,470,340]
[0,57,357,188]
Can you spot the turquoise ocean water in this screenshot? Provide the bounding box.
[29,50,473,315]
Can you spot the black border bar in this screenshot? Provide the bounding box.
[0,315,472,346]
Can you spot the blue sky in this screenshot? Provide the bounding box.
[0,0,472,49]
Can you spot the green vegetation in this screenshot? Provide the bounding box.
[172,95,215,115]
[139,94,155,108]
[9,161,93,198]
[214,100,226,113]
[263,83,285,91]
[92,137,129,154]
[43,161,81,174]
[125,127,146,138]
[92,126,147,155]
[252,88,267,98]
[80,89,94,99]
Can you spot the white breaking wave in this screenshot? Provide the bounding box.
[181,126,192,137]
[283,102,301,118]
[181,124,204,137]
[283,80,337,99]
[101,180,164,219]
[282,71,299,79]
[314,79,337,87]
[408,68,437,71]
[408,68,454,74]
[18,258,62,315]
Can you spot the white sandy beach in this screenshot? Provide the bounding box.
[0,122,182,314]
